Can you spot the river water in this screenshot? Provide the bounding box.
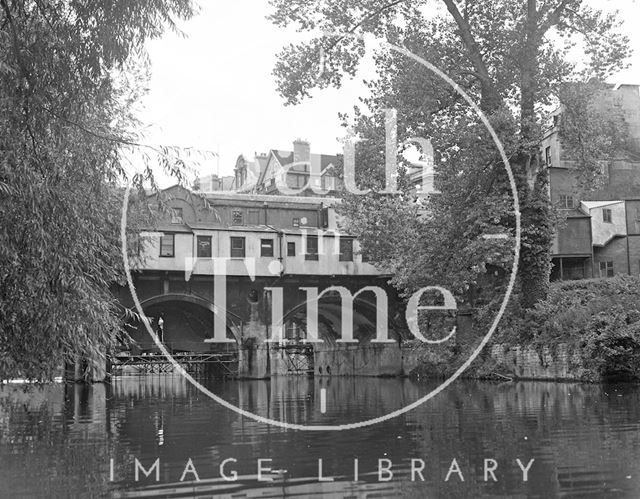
[1,375,640,498]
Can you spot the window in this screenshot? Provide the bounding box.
[285,321,302,341]
[321,175,336,191]
[305,235,318,261]
[230,237,245,258]
[292,217,300,228]
[232,210,244,225]
[160,233,174,257]
[599,261,614,278]
[171,207,183,224]
[260,239,274,257]
[197,236,212,258]
[288,173,308,189]
[603,208,613,223]
[545,146,552,166]
[248,209,260,225]
[559,194,575,209]
[287,241,296,256]
[321,207,329,228]
[339,238,353,261]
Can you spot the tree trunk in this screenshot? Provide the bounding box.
[516,0,552,308]
[445,0,553,308]
[518,165,553,308]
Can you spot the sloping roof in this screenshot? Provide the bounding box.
[593,233,626,248]
[581,200,623,210]
[256,152,283,188]
[255,154,268,171]
[563,207,590,218]
[271,150,341,171]
[255,150,341,194]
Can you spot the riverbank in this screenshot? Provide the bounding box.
[406,275,640,383]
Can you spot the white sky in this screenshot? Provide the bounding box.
[138,0,640,186]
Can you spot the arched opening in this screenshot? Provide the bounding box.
[280,295,406,345]
[123,294,240,354]
[274,294,408,376]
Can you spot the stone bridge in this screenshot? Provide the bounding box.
[114,271,415,378]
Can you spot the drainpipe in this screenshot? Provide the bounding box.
[263,201,268,226]
[627,235,631,275]
[626,201,631,275]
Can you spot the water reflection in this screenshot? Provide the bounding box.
[1,377,640,497]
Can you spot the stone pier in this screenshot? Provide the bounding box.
[236,300,270,379]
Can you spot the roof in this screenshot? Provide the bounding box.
[581,200,623,210]
[144,224,352,236]
[256,150,341,189]
[255,155,268,171]
[562,207,590,218]
[199,191,341,207]
[271,150,341,170]
[189,224,278,233]
[593,234,626,248]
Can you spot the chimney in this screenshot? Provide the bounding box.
[293,139,311,164]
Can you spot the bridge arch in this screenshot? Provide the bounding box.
[125,293,241,353]
[279,292,408,345]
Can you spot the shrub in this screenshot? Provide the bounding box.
[581,308,640,381]
[476,275,640,381]
[488,275,640,347]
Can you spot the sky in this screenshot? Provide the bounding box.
[138,0,640,186]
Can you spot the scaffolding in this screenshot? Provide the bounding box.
[110,352,237,376]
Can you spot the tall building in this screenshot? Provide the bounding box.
[233,153,268,192]
[543,84,640,280]
[235,139,343,196]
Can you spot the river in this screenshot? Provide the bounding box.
[1,375,640,498]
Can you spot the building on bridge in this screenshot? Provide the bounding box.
[117,185,416,378]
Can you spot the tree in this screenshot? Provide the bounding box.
[269,0,631,309]
[0,0,196,380]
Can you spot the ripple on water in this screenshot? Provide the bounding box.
[1,378,640,497]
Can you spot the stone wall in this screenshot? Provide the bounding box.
[399,342,589,381]
[236,336,591,381]
[487,344,585,381]
[314,343,404,377]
